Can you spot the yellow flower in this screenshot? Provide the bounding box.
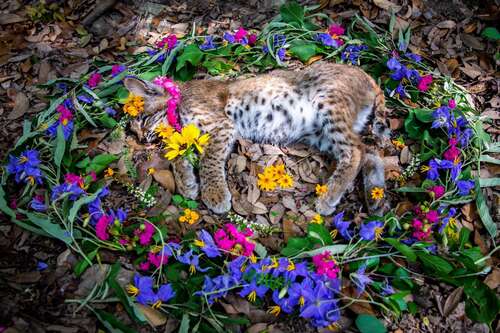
[162,124,209,160]
[311,214,323,224]
[133,96,144,108]
[257,172,277,191]
[126,284,139,296]
[374,226,384,241]
[104,168,114,178]
[315,184,328,197]
[155,123,174,138]
[179,208,200,225]
[195,133,210,153]
[267,305,281,316]
[123,104,139,117]
[194,239,205,247]
[392,138,405,150]
[277,174,293,189]
[247,291,257,302]
[371,187,384,200]
[164,132,187,160]
[181,124,201,147]
[147,167,156,175]
[123,94,144,117]
[270,164,286,180]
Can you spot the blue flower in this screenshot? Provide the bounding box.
[109,208,127,224]
[351,264,373,295]
[439,207,457,233]
[405,52,422,62]
[77,94,93,104]
[425,159,441,180]
[30,196,47,211]
[272,289,298,314]
[289,278,315,308]
[315,33,341,48]
[223,32,235,44]
[129,274,175,307]
[197,274,238,304]
[395,83,406,98]
[178,250,209,274]
[450,161,462,182]
[284,260,309,282]
[459,128,473,147]
[273,34,286,47]
[47,120,74,140]
[431,106,452,129]
[300,283,340,327]
[105,107,116,116]
[239,280,268,302]
[36,261,48,271]
[456,180,474,196]
[341,45,368,64]
[199,36,216,51]
[51,182,85,201]
[6,150,43,185]
[228,256,247,282]
[405,68,421,85]
[277,48,286,61]
[332,212,352,240]
[381,280,395,296]
[196,229,221,258]
[56,82,68,92]
[359,221,384,241]
[147,49,166,63]
[386,57,407,81]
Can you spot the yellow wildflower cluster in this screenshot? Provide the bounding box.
[179,208,200,225]
[315,184,328,197]
[155,123,175,139]
[257,164,293,191]
[123,94,144,117]
[371,187,385,200]
[163,124,209,160]
[310,214,323,224]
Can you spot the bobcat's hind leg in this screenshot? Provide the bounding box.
[362,149,386,215]
[199,121,236,214]
[316,140,364,216]
[172,158,199,199]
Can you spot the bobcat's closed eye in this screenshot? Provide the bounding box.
[124,62,389,215]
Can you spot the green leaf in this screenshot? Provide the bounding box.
[307,223,333,246]
[25,211,73,245]
[479,177,500,188]
[116,86,130,104]
[475,179,497,240]
[176,44,204,71]
[394,186,426,193]
[94,309,138,333]
[480,155,500,165]
[464,279,500,324]
[385,238,417,262]
[413,108,434,123]
[289,41,317,62]
[417,252,453,276]
[172,194,184,206]
[54,124,66,168]
[179,314,190,333]
[280,237,312,257]
[254,242,268,258]
[280,1,305,25]
[296,244,348,258]
[481,27,500,41]
[87,154,118,174]
[99,114,118,128]
[355,314,387,333]
[138,70,162,81]
[74,248,98,276]
[68,189,102,223]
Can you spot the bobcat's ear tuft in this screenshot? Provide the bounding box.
[124,77,165,97]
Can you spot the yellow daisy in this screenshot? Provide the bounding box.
[257,172,277,191]
[277,174,293,189]
[315,184,328,197]
[371,187,384,200]
[155,123,174,138]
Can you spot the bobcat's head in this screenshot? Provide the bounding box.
[123,77,171,142]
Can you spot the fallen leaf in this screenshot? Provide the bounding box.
[153,169,175,193]
[136,304,167,326]
[8,92,29,119]
[247,323,268,333]
[14,271,41,284]
[484,268,500,289]
[443,287,463,316]
[372,0,401,12]
[0,13,26,25]
[269,203,285,224]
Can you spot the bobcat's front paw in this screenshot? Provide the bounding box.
[177,181,199,200]
[201,185,232,214]
[315,196,341,216]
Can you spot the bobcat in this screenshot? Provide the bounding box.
[124,62,389,216]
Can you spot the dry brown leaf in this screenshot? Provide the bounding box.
[372,0,402,12]
[282,195,298,212]
[153,169,175,193]
[269,203,285,224]
[484,268,500,290]
[461,34,485,50]
[283,218,301,242]
[443,287,463,316]
[0,13,26,25]
[298,161,319,183]
[247,323,268,333]
[252,201,268,214]
[395,201,413,216]
[136,304,167,326]
[8,92,29,120]
[342,285,376,315]
[436,20,456,29]
[247,178,261,204]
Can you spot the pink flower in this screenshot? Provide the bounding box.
[234,27,248,42]
[153,76,182,132]
[111,64,125,77]
[412,218,423,229]
[118,239,128,245]
[214,224,255,256]
[65,173,85,187]
[157,35,178,50]
[426,210,439,223]
[88,171,97,182]
[88,73,101,88]
[412,230,430,241]
[138,261,150,270]
[248,33,257,45]
[137,222,155,246]
[56,105,73,122]
[417,75,433,91]
[96,215,112,240]
[443,145,460,161]
[148,251,168,267]
[328,24,345,37]
[448,99,456,109]
[312,251,340,279]
[428,185,445,199]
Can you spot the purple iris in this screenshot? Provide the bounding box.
[359,221,384,241]
[386,57,407,81]
[315,33,341,48]
[51,182,85,201]
[36,261,48,271]
[289,277,315,307]
[77,94,93,104]
[177,250,209,273]
[425,159,441,181]
[439,207,457,233]
[132,274,175,306]
[223,32,236,44]
[405,52,422,62]
[197,229,221,258]
[6,149,44,185]
[272,289,297,314]
[47,119,73,140]
[199,36,216,51]
[30,195,47,211]
[351,264,373,295]
[456,180,474,196]
[381,280,395,296]
[271,257,289,278]
[239,280,268,301]
[300,283,340,328]
[395,83,406,98]
[228,256,246,282]
[273,34,286,47]
[341,44,368,64]
[333,212,352,240]
[284,260,309,282]
[431,106,452,129]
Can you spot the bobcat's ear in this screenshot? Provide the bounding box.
[123,77,165,97]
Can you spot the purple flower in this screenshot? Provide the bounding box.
[456,180,474,196]
[273,34,286,47]
[405,52,422,62]
[199,36,216,51]
[431,106,452,129]
[30,195,47,211]
[228,256,246,282]
[315,33,341,48]
[77,94,93,104]
[51,182,85,201]
[130,274,175,307]
[395,83,406,98]
[341,45,368,64]
[359,221,384,241]
[271,289,298,314]
[351,264,373,295]
[386,57,407,81]
[439,207,457,233]
[105,107,116,116]
[425,159,441,181]
[6,150,44,185]
[177,250,209,274]
[289,278,315,307]
[381,280,395,296]
[111,64,126,77]
[197,274,238,304]
[284,260,309,282]
[47,120,74,140]
[196,229,221,258]
[277,48,286,61]
[459,128,473,147]
[239,280,268,302]
[223,32,235,44]
[333,212,352,240]
[109,208,127,224]
[300,283,340,327]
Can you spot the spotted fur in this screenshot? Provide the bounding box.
[124,62,389,215]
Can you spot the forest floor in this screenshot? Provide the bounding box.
[0,0,498,332]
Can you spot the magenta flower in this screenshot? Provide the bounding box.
[111,64,125,77]
[234,27,248,42]
[157,35,178,50]
[425,210,439,223]
[137,222,155,246]
[148,250,168,268]
[214,224,255,256]
[312,251,340,280]
[448,99,456,109]
[428,185,445,199]
[96,215,112,240]
[328,24,345,37]
[417,75,433,91]
[248,33,257,45]
[88,73,102,88]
